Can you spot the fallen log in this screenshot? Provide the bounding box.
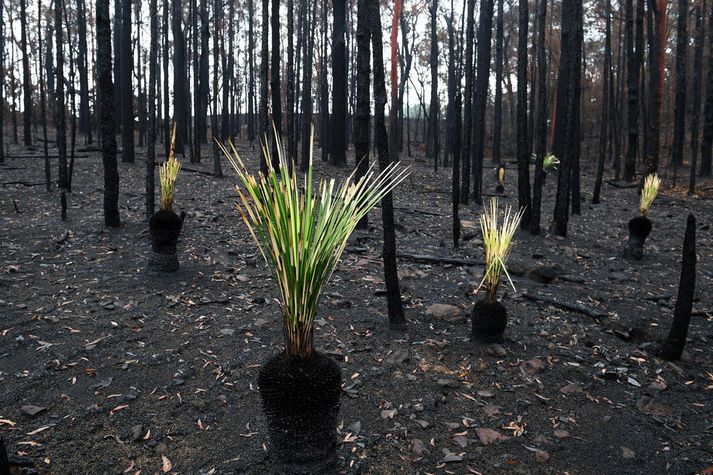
[520,292,608,319]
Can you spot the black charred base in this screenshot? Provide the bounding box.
[495,184,505,194]
[623,215,652,260]
[258,351,342,474]
[148,210,185,272]
[471,300,508,343]
[0,437,9,475]
[659,214,697,361]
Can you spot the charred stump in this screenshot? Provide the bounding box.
[149,210,185,272]
[623,215,652,260]
[659,214,696,361]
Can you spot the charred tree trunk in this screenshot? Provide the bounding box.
[271,0,283,154]
[248,0,256,142]
[701,7,713,176]
[147,0,158,219]
[163,0,170,155]
[300,0,315,170]
[370,0,405,329]
[121,0,134,162]
[460,0,475,203]
[492,0,504,166]
[623,0,642,181]
[38,0,50,189]
[222,0,235,141]
[472,0,495,205]
[212,0,223,176]
[446,9,461,247]
[330,0,348,166]
[670,0,688,167]
[20,0,33,146]
[0,8,5,164]
[516,0,531,226]
[530,0,548,234]
[354,0,370,229]
[286,0,295,161]
[97,0,120,226]
[197,0,209,154]
[592,0,611,204]
[426,0,439,169]
[551,0,582,236]
[77,0,92,143]
[173,0,189,155]
[689,0,705,194]
[646,0,667,177]
[56,0,69,198]
[259,0,269,170]
[114,0,122,130]
[659,214,697,361]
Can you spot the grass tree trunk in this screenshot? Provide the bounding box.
[20,0,33,146]
[592,0,611,204]
[354,0,370,229]
[670,0,688,168]
[370,0,405,330]
[97,0,120,227]
[659,214,696,361]
[530,0,548,234]
[121,0,134,162]
[516,0,531,227]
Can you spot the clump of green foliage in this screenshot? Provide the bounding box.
[160,123,181,211]
[640,173,661,216]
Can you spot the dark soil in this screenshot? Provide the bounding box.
[1,141,712,475]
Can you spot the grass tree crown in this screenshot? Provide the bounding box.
[160,123,181,211]
[640,173,661,216]
[542,153,560,172]
[477,198,525,304]
[221,128,409,359]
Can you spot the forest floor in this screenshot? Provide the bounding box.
[1,139,712,475]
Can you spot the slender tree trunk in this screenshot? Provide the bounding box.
[37,0,50,189]
[530,0,547,234]
[446,8,461,247]
[77,0,92,143]
[198,0,209,151]
[20,0,33,146]
[56,0,68,198]
[354,0,370,229]
[259,0,269,170]
[671,0,688,167]
[370,0,405,329]
[212,0,223,176]
[623,0,640,181]
[271,0,283,155]
[646,0,667,177]
[1,8,6,164]
[593,0,611,204]
[689,0,705,194]
[222,0,235,141]
[460,0,475,203]
[163,0,170,155]
[286,0,296,161]
[121,0,134,162]
[173,0,189,155]
[330,0,348,166]
[247,0,256,142]
[147,0,158,219]
[492,0,504,166]
[136,0,145,147]
[516,0,531,226]
[114,0,122,130]
[427,0,439,169]
[700,6,713,176]
[300,0,315,170]
[472,0,495,205]
[550,0,582,236]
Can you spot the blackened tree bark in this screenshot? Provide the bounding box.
[370,0,405,329]
[446,9,461,247]
[195,0,208,159]
[0,8,5,164]
[492,0,504,166]
[300,0,316,170]
[121,0,134,162]
[551,0,582,236]
[38,0,50,190]
[147,0,158,219]
[460,0,475,203]
[163,0,170,155]
[97,0,120,227]
[56,0,69,197]
[670,0,688,167]
[259,0,269,171]
[646,0,667,177]
[222,0,235,140]
[20,0,33,146]
[472,0,495,205]
[271,0,283,153]
[114,0,122,130]
[689,0,705,194]
[623,0,641,181]
[286,0,296,160]
[319,0,329,162]
[77,0,92,143]
[659,214,697,361]
[136,0,145,148]
[247,0,256,142]
[330,0,347,167]
[515,0,531,226]
[426,0,439,169]
[212,0,223,177]
[173,0,189,155]
[592,0,611,204]
[530,0,547,234]
[354,0,370,229]
[701,7,713,176]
